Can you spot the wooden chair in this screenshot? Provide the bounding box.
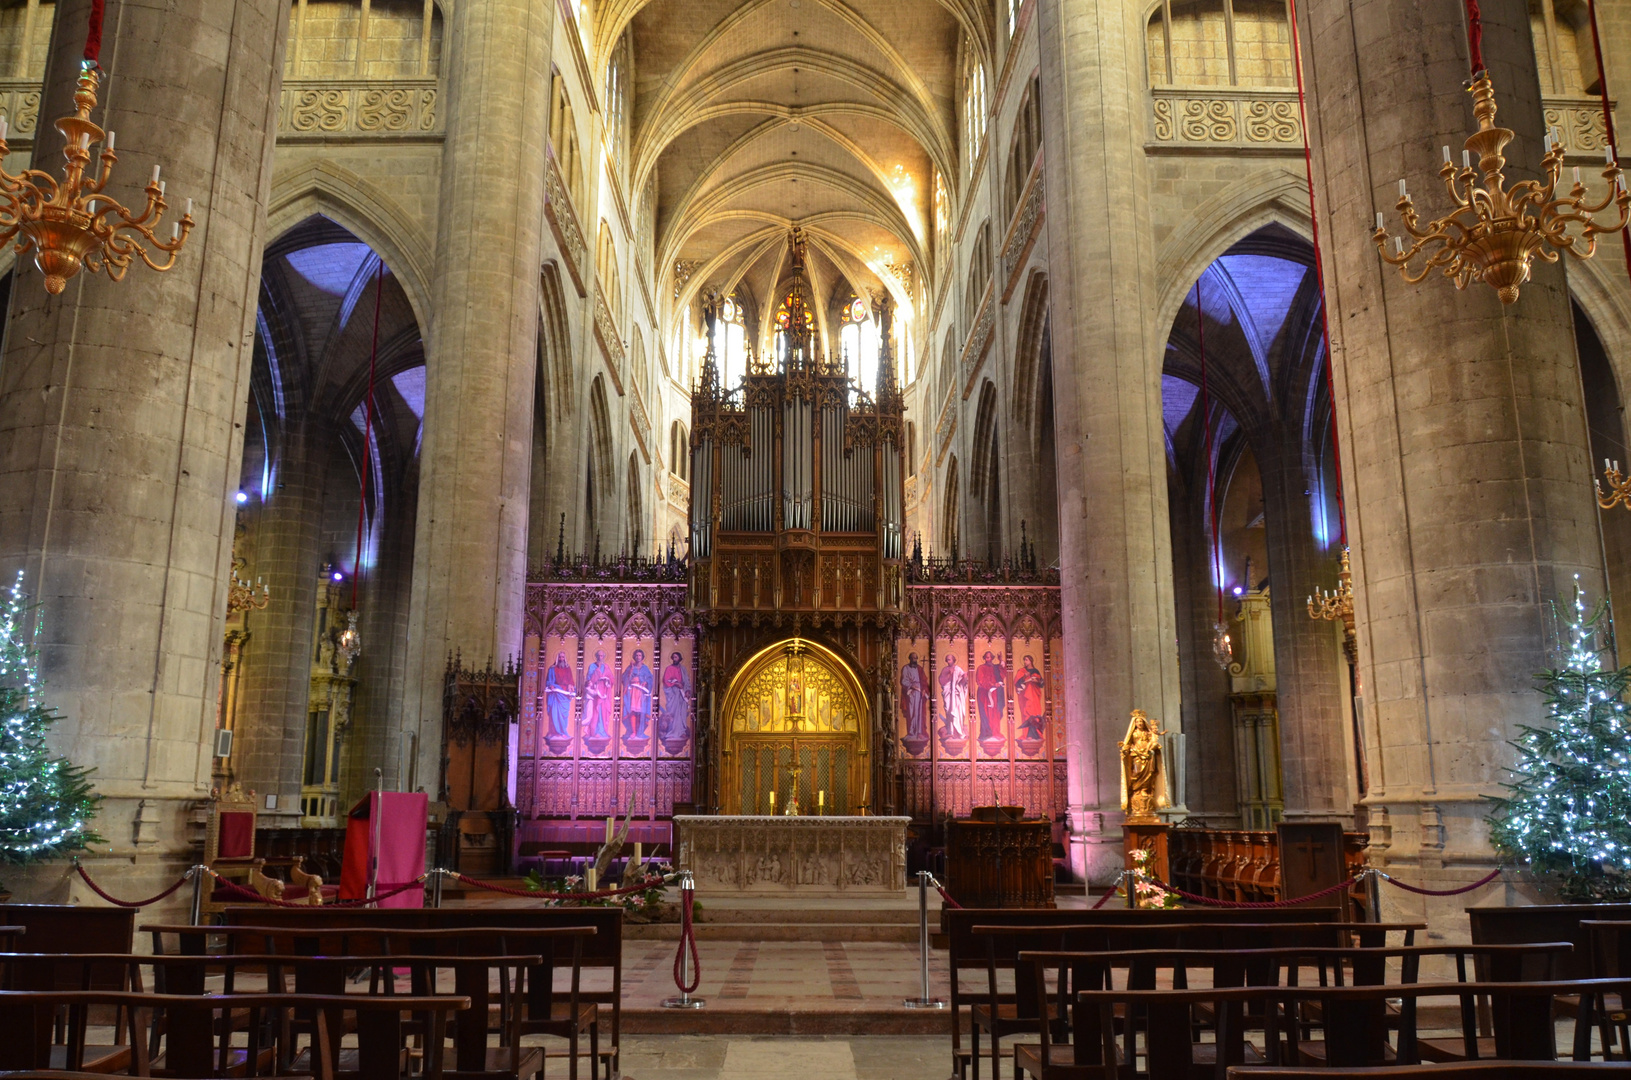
[1581,921,1630,1060]
[1228,1064,1631,1079]
[201,793,260,919]
[378,928,601,1080]
[210,905,626,1079]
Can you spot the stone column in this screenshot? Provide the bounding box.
[1257,435,1353,822]
[1303,0,1604,909]
[233,423,327,822]
[0,0,287,900]
[402,0,553,789]
[1037,0,1184,882]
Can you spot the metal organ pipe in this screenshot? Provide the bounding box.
[692,438,714,557]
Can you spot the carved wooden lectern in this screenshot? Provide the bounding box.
[944,806,1055,908]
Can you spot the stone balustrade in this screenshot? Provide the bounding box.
[278,79,441,137]
[1151,88,1302,147]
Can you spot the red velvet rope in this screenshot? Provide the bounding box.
[1283,0,1347,547]
[672,886,700,994]
[1151,874,1361,909]
[1584,0,1631,281]
[1378,866,1503,896]
[74,863,191,908]
[1464,0,1485,76]
[448,870,664,902]
[934,883,963,910]
[208,870,426,908]
[82,0,104,65]
[1092,882,1119,909]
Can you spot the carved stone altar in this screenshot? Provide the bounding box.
[674,815,909,894]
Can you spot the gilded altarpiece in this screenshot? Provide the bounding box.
[895,579,1067,830]
[518,564,694,846]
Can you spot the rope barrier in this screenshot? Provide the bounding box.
[1092,871,1126,909]
[447,870,665,902]
[1377,866,1504,896]
[205,870,427,908]
[73,861,193,909]
[672,881,700,995]
[932,878,962,910]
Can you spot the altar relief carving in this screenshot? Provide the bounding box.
[675,815,909,895]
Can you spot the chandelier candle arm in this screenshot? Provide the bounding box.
[1372,70,1628,304]
[0,65,195,294]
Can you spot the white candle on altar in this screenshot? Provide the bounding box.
[633,841,642,867]
[605,817,613,844]
[818,790,825,815]
[767,790,776,814]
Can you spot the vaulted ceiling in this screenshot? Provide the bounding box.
[616,0,980,336]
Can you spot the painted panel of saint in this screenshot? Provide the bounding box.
[973,640,1010,758]
[620,639,656,755]
[896,639,931,758]
[581,637,616,757]
[540,633,578,757]
[1013,636,1047,758]
[934,642,969,757]
[1049,635,1067,764]
[657,642,694,757]
[520,633,542,759]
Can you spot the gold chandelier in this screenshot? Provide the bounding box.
[1307,546,1357,664]
[1373,70,1627,304]
[0,64,193,294]
[226,554,270,614]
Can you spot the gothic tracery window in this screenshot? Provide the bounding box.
[960,44,988,176]
[285,0,442,80]
[1005,75,1043,224]
[1530,0,1600,96]
[718,296,749,390]
[839,296,881,396]
[605,33,630,171]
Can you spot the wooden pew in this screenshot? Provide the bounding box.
[0,990,470,1080]
[212,906,623,1078]
[947,910,1421,1080]
[1048,979,1631,1080]
[1228,1067,1631,1080]
[0,909,134,1074]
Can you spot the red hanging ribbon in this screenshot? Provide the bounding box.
[1584,0,1631,282]
[83,0,105,66]
[1284,0,1348,548]
[1464,0,1485,76]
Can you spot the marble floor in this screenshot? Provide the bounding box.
[618,1035,950,1080]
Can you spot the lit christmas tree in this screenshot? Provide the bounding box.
[1488,580,1631,901]
[0,571,100,878]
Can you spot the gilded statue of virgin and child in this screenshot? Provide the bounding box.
[1118,708,1170,824]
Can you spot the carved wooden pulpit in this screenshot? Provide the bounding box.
[944,806,1055,908]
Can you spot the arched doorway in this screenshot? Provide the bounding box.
[719,639,871,815]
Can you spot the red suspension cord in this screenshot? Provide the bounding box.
[351,259,382,607]
[83,0,104,66]
[1585,0,1631,283]
[1285,0,1348,548]
[1196,280,1222,622]
[1464,0,1485,76]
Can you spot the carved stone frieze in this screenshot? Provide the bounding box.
[278,80,440,138]
[1542,96,1615,155]
[630,381,652,461]
[960,290,995,398]
[1001,166,1044,301]
[934,393,957,466]
[674,815,909,894]
[0,80,42,148]
[545,152,589,297]
[594,284,626,394]
[1150,90,1301,147]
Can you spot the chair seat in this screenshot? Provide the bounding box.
[1296,1039,1396,1066]
[446,1047,544,1080]
[972,1001,1064,1034]
[46,1046,129,1075]
[523,1000,599,1033]
[1013,1041,1101,1080]
[151,1046,277,1078]
[1416,1036,1498,1063]
[291,1045,407,1079]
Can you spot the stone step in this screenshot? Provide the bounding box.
[627,920,920,942]
[621,1004,953,1036]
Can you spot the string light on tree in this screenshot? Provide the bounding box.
[1487,577,1631,901]
[0,571,101,879]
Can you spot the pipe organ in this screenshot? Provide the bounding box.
[688,257,906,622]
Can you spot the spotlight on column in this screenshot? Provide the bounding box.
[332,571,344,582]
[234,491,249,505]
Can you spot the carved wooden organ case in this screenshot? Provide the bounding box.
[687,254,908,814]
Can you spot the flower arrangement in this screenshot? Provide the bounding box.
[1121,847,1181,909]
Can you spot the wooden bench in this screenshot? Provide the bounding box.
[945,907,1419,1080]
[208,906,623,1078]
[1228,1066,1631,1080]
[0,989,470,1080]
[1041,979,1631,1080]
